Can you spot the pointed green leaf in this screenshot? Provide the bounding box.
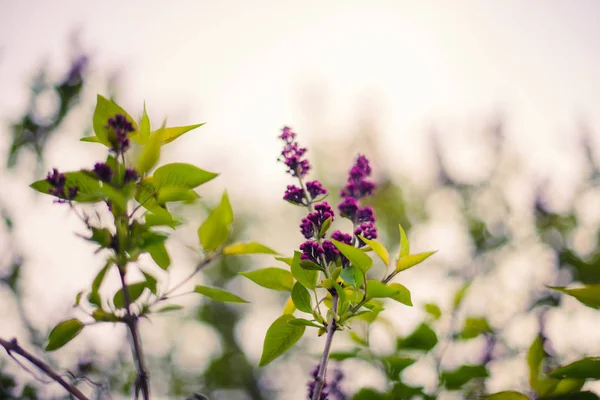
[549,357,600,380]
[147,242,170,270]
[453,282,471,309]
[291,282,312,313]
[239,268,294,291]
[549,285,600,309]
[424,303,442,320]
[198,192,233,251]
[194,285,248,303]
[80,136,102,143]
[441,364,489,390]
[287,318,323,328]
[332,239,372,273]
[397,323,438,352]
[31,171,103,203]
[318,216,332,238]
[299,259,325,271]
[399,224,410,257]
[528,334,558,396]
[259,315,305,366]
[382,356,416,381]
[93,95,138,146]
[483,392,530,400]
[45,319,84,351]
[145,213,181,229]
[113,282,148,309]
[139,102,151,141]
[92,263,111,292]
[395,251,436,273]
[153,163,218,190]
[224,242,278,255]
[156,305,184,313]
[388,283,412,306]
[359,236,390,266]
[136,128,162,175]
[366,280,402,300]
[340,264,365,289]
[141,270,158,295]
[275,256,293,267]
[157,123,205,144]
[459,317,493,340]
[291,251,317,290]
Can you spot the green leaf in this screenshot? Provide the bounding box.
[113,282,148,308]
[424,303,442,320]
[549,285,600,309]
[31,171,103,202]
[399,224,410,257]
[483,392,530,400]
[397,323,438,352]
[156,123,205,145]
[299,259,324,271]
[91,309,119,322]
[45,319,84,351]
[329,350,359,361]
[134,178,169,217]
[92,95,138,146]
[141,270,158,294]
[87,228,113,248]
[275,256,293,267]
[340,264,365,289]
[453,282,470,309]
[318,216,332,238]
[395,251,436,273]
[441,364,489,390]
[147,242,171,270]
[291,282,312,313]
[156,305,184,313]
[198,191,233,251]
[549,357,600,380]
[239,268,294,291]
[145,213,181,229]
[224,242,278,255]
[332,240,373,273]
[287,318,322,328]
[388,283,413,306]
[528,334,559,397]
[156,187,199,205]
[382,356,416,381]
[136,125,162,175]
[194,285,248,303]
[459,317,493,340]
[291,251,317,290]
[358,236,390,266]
[366,280,401,300]
[259,315,306,367]
[153,163,218,189]
[139,102,151,142]
[92,263,111,292]
[80,136,102,143]
[353,389,386,400]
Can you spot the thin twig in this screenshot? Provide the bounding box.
[156,253,218,303]
[0,337,90,400]
[311,291,339,400]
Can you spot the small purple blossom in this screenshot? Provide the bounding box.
[340,155,375,199]
[45,168,78,201]
[278,127,310,177]
[300,202,334,239]
[93,162,113,182]
[284,185,306,205]
[124,168,139,184]
[306,180,327,199]
[300,241,324,264]
[322,240,339,264]
[357,206,375,223]
[338,197,358,219]
[355,222,378,245]
[279,126,296,143]
[46,168,66,187]
[106,114,135,154]
[300,217,315,239]
[307,365,346,400]
[331,230,352,245]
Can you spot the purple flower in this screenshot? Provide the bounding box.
[93,163,113,182]
[300,217,315,239]
[284,185,306,205]
[331,230,352,245]
[340,155,375,199]
[106,114,135,154]
[355,222,378,245]
[124,168,139,184]
[278,127,311,177]
[300,202,334,239]
[67,187,79,200]
[338,197,358,220]
[322,240,339,264]
[300,241,324,264]
[46,168,66,187]
[306,180,327,199]
[45,168,78,201]
[307,365,346,400]
[357,206,375,223]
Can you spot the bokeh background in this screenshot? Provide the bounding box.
[2,1,600,399]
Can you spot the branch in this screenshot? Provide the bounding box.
[311,291,339,400]
[0,337,89,400]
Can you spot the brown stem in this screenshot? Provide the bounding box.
[0,337,89,400]
[118,267,150,400]
[311,291,339,400]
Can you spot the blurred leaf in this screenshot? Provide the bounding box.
[80,136,102,143]
[139,102,150,141]
[329,350,359,361]
[382,356,416,381]
[388,283,413,306]
[92,263,110,292]
[157,305,184,313]
[441,364,488,390]
[365,280,407,302]
[352,388,386,400]
[399,224,410,257]
[239,268,294,291]
[453,282,471,309]
[153,162,218,189]
[275,256,293,267]
[547,392,600,400]
[282,296,296,315]
[484,391,529,400]
[145,213,181,229]
[31,171,103,202]
[549,285,600,309]
[291,251,318,290]
[87,227,112,248]
[397,323,438,352]
[291,282,312,313]
[224,242,278,255]
[45,319,84,351]
[359,236,390,266]
[113,282,147,308]
[459,317,493,340]
[395,251,436,273]
[147,242,171,270]
[157,123,205,144]
[194,285,248,303]
[332,239,373,273]
[549,357,600,380]
[528,334,559,397]
[198,191,233,251]
[92,95,138,146]
[136,127,162,174]
[259,315,305,367]
[156,187,199,205]
[424,303,442,320]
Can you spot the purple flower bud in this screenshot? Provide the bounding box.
[338,197,358,219]
[340,155,375,199]
[300,241,324,264]
[124,168,139,184]
[331,230,352,245]
[284,185,305,204]
[322,240,339,264]
[357,206,375,223]
[278,127,311,178]
[355,222,377,245]
[67,186,79,200]
[106,114,135,154]
[300,217,315,239]
[46,168,66,187]
[93,163,113,182]
[306,180,327,199]
[279,126,296,143]
[300,202,335,239]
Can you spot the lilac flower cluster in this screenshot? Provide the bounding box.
[46,168,78,201]
[338,155,377,244]
[307,365,346,400]
[300,202,335,239]
[93,162,113,182]
[107,114,135,154]
[279,126,310,178]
